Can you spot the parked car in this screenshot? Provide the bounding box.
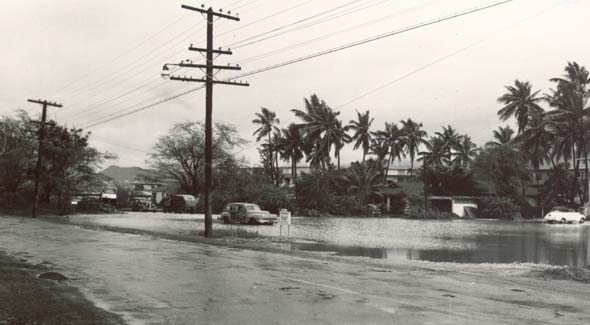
[543,206,585,224]
[162,194,198,213]
[220,203,277,225]
[131,197,157,212]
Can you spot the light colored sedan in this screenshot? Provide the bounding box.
[543,206,585,224]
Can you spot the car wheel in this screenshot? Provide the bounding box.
[248,218,257,225]
[560,218,566,224]
[222,216,230,224]
[580,218,585,224]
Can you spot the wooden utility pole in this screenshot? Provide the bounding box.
[28,99,62,218]
[163,4,248,237]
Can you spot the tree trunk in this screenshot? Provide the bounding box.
[384,154,392,183]
[268,133,274,185]
[275,150,280,186]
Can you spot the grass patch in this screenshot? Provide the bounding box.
[0,253,125,324]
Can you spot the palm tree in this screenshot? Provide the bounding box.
[514,113,554,184]
[546,62,590,201]
[278,124,305,183]
[332,119,351,170]
[497,79,544,134]
[292,94,344,170]
[400,118,428,177]
[374,122,406,183]
[452,135,479,168]
[418,136,446,167]
[342,162,382,205]
[435,125,461,166]
[347,110,374,162]
[486,126,515,148]
[252,107,280,185]
[369,137,389,174]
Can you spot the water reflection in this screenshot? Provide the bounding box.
[290,222,590,267]
[67,213,590,267]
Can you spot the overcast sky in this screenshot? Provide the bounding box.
[2,0,589,169]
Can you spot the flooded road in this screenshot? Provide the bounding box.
[66,213,590,267]
[2,215,590,324]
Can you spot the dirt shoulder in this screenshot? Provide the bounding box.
[0,252,125,325]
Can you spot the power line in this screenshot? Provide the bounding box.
[81,0,512,129]
[58,0,308,122]
[55,0,252,104]
[335,0,563,109]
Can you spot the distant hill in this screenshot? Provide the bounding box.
[100,165,152,183]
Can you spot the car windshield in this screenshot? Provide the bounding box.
[245,204,261,211]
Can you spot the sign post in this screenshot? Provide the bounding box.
[279,209,291,239]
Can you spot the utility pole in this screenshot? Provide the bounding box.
[162,4,248,237]
[27,99,62,218]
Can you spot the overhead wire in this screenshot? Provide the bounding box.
[81,0,513,130]
[60,0,312,123]
[56,0,256,107]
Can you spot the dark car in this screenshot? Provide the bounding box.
[131,197,156,212]
[219,203,277,225]
[162,194,198,213]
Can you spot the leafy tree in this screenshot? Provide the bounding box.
[347,110,374,162]
[420,165,482,197]
[148,121,246,195]
[0,111,113,209]
[497,79,544,133]
[539,163,577,207]
[472,145,529,199]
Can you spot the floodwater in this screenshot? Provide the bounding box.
[67,213,590,267]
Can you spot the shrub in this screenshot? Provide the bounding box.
[477,196,520,219]
[405,206,456,219]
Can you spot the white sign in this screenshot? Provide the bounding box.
[279,209,291,225]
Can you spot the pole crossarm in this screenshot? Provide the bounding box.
[181,4,240,21]
[27,99,63,108]
[189,46,232,55]
[177,62,241,70]
[169,75,249,86]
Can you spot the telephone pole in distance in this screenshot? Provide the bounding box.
[28,99,62,218]
[162,4,248,237]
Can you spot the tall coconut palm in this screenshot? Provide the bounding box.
[546,62,590,201]
[486,125,515,148]
[374,122,406,183]
[278,124,306,183]
[418,136,446,167]
[252,107,280,185]
[514,113,554,184]
[369,137,389,173]
[292,94,342,169]
[332,119,351,170]
[347,110,374,162]
[497,79,544,134]
[400,118,428,177]
[435,125,461,166]
[452,135,479,168]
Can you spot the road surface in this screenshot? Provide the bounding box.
[1,215,589,324]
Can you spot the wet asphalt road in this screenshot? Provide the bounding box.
[1,215,590,325]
